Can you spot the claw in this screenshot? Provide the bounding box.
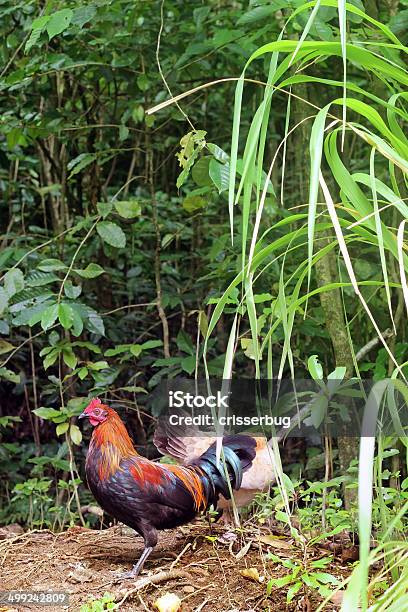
[112,546,153,581]
[113,569,139,581]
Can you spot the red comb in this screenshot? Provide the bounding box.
[86,397,102,411]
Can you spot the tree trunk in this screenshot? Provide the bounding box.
[314,232,358,508]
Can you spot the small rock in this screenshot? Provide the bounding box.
[182,585,195,594]
[68,563,93,583]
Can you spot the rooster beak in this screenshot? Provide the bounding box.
[78,412,87,420]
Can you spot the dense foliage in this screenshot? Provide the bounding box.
[0,0,407,608]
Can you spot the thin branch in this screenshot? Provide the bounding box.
[57,218,100,302]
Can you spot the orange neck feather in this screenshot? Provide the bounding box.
[89,408,138,480]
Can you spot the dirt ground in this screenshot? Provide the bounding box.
[0,521,351,612]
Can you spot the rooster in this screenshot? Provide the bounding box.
[78,398,256,578]
[154,414,278,523]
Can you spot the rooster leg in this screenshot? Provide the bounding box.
[114,525,158,580]
[114,546,153,580]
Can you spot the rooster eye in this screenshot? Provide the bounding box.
[94,408,100,415]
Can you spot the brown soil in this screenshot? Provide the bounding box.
[0,522,349,612]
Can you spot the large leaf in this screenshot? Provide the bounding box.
[209,159,230,193]
[25,16,50,52]
[4,268,24,298]
[114,200,141,219]
[58,303,74,330]
[41,304,59,331]
[46,9,74,40]
[69,423,82,445]
[33,407,61,420]
[97,222,126,248]
[38,259,66,272]
[0,288,8,315]
[74,263,105,279]
[26,271,59,287]
[67,153,96,178]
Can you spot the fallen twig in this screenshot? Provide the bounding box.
[170,542,191,570]
[194,598,209,612]
[116,569,191,605]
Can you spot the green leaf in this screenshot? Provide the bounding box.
[67,153,96,178]
[176,130,207,188]
[0,287,8,315]
[33,407,61,420]
[132,105,144,123]
[25,16,50,52]
[71,6,96,28]
[97,201,113,218]
[268,574,295,588]
[26,271,59,287]
[137,74,150,91]
[58,303,74,330]
[70,423,82,445]
[198,311,208,338]
[176,329,195,355]
[78,367,88,380]
[64,281,82,299]
[38,259,66,272]
[308,354,324,380]
[0,367,20,383]
[105,345,129,357]
[0,340,15,354]
[287,581,302,603]
[89,360,108,370]
[161,233,174,248]
[74,263,105,279]
[121,386,147,393]
[130,345,142,357]
[86,310,105,336]
[70,308,84,337]
[182,195,206,213]
[56,422,69,436]
[328,366,346,381]
[237,3,286,26]
[209,159,230,193]
[62,347,77,369]
[207,143,229,163]
[141,340,163,350]
[43,349,59,370]
[181,355,196,374]
[114,200,141,219]
[4,268,24,298]
[46,9,74,40]
[119,125,129,141]
[192,157,212,186]
[309,394,329,429]
[313,572,340,585]
[241,338,257,360]
[97,222,126,248]
[7,128,26,149]
[41,304,59,331]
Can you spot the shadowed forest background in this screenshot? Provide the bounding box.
[0,0,407,609]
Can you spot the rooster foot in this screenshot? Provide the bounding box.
[113,569,140,581]
[113,546,154,581]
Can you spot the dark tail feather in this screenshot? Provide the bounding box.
[153,408,195,461]
[191,435,256,501]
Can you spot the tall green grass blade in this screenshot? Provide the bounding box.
[369,148,395,332]
[338,0,347,150]
[288,0,321,67]
[229,74,245,243]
